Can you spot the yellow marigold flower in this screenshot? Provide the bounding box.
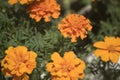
[1,46,37,80]
[93,36,120,63]
[27,0,60,22]
[8,0,33,5]
[58,14,92,42]
[46,51,86,80]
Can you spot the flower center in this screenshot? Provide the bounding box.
[60,62,74,72]
[107,45,115,53]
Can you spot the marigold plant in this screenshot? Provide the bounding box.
[8,0,33,5]
[46,51,86,80]
[27,0,60,22]
[1,46,37,80]
[58,14,92,42]
[93,36,120,63]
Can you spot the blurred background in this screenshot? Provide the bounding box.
[0,0,120,80]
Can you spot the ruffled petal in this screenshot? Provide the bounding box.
[63,51,76,61]
[51,52,63,63]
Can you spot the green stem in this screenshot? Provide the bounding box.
[63,0,71,15]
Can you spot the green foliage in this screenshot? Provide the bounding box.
[0,0,120,80]
[89,0,120,42]
[80,0,91,5]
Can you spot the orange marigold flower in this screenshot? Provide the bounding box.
[1,46,37,80]
[46,51,86,80]
[58,14,92,42]
[27,0,60,22]
[8,0,33,5]
[93,36,120,63]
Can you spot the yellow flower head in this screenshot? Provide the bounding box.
[46,51,86,80]
[27,0,60,22]
[93,36,120,63]
[8,0,33,5]
[58,14,92,42]
[1,46,37,80]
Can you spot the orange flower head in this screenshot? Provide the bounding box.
[27,0,60,22]
[93,36,120,63]
[8,0,33,5]
[46,51,86,80]
[1,46,37,80]
[58,14,92,42]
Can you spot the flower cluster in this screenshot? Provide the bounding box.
[58,14,92,42]
[1,46,37,80]
[27,0,60,22]
[93,36,120,63]
[46,51,86,80]
[8,0,33,5]
[3,0,120,80]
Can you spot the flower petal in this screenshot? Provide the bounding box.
[46,51,85,80]
[58,14,92,42]
[22,74,29,80]
[109,52,120,63]
[63,51,76,61]
[8,0,17,5]
[27,0,60,22]
[115,47,120,52]
[93,41,107,49]
[105,36,120,46]
[46,63,54,71]
[94,49,109,62]
[51,52,63,63]
[1,46,37,77]
[101,54,109,62]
